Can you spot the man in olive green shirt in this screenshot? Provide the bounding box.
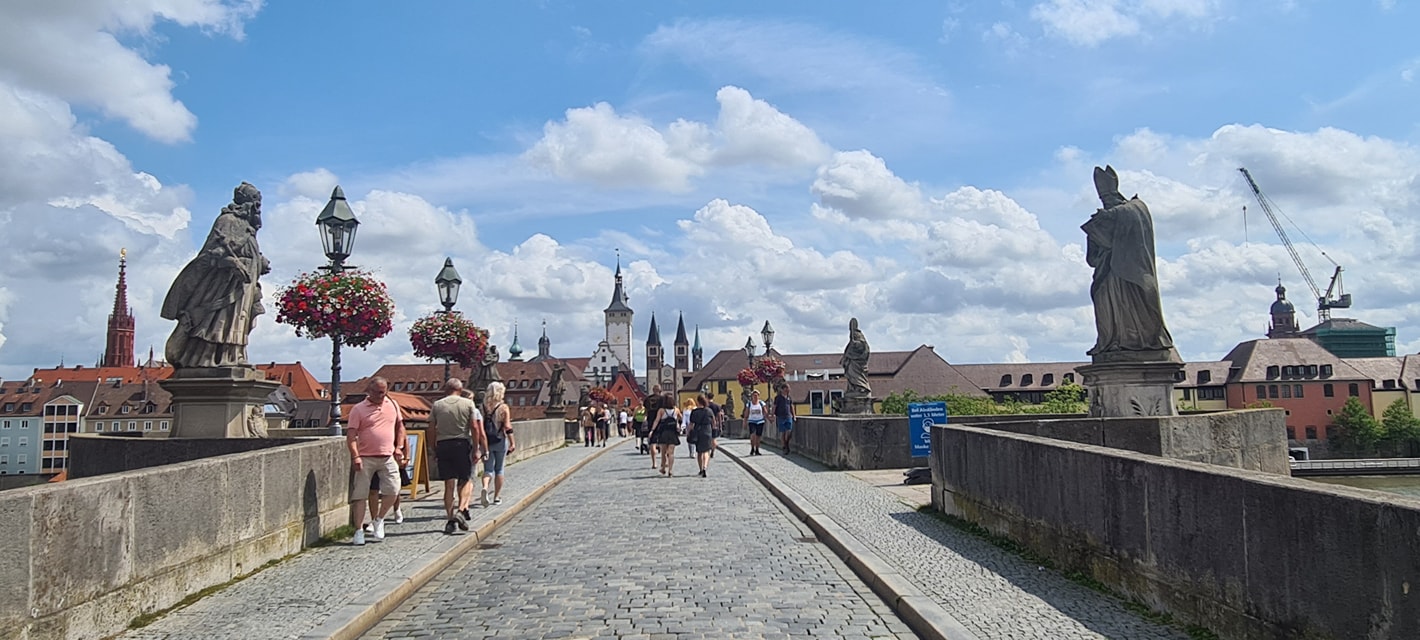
[430,379,487,535]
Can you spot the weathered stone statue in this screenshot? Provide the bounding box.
[468,342,501,404]
[547,363,566,406]
[1081,165,1177,363]
[161,182,271,369]
[841,317,872,399]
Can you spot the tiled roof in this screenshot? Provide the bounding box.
[1300,317,1387,334]
[1345,357,1408,390]
[253,362,327,401]
[1176,361,1232,388]
[1220,338,1368,382]
[954,362,1090,391]
[87,380,172,418]
[683,345,986,400]
[28,364,173,385]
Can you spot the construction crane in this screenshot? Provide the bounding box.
[1238,167,1352,321]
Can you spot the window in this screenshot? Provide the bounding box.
[0,455,7,464]
[1324,383,1334,397]
[17,437,27,446]
[1325,426,1336,440]
[1305,426,1317,439]
[1199,387,1225,401]
[98,405,108,415]
[120,405,130,414]
[16,454,25,464]
[1280,386,1291,398]
[1,403,11,412]
[143,403,155,414]
[1063,373,1075,383]
[1384,380,1396,389]
[1294,385,1303,398]
[1268,385,1279,399]
[143,421,153,431]
[94,422,104,432]
[1,420,8,429]
[1286,427,1295,439]
[1000,374,1012,387]
[1173,370,1186,382]
[128,421,137,431]
[1182,389,1192,400]
[20,403,31,412]
[717,380,727,394]
[1282,366,1293,378]
[1321,365,1333,376]
[1042,373,1055,386]
[1266,365,1280,379]
[392,382,402,391]
[1198,370,1211,384]
[1348,383,1359,397]
[1021,374,1034,386]
[160,421,169,431]
[1255,385,1266,400]
[0,437,8,446]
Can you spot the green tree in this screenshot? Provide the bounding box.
[1332,396,1383,454]
[879,389,999,416]
[1380,398,1420,445]
[1038,381,1088,414]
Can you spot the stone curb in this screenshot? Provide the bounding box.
[304,440,628,640]
[722,446,980,640]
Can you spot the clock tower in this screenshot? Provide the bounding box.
[603,258,634,377]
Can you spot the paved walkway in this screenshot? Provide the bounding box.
[121,440,614,640]
[726,441,1189,640]
[364,441,917,640]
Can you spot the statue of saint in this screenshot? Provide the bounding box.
[841,318,871,398]
[1081,166,1176,361]
[547,363,566,406]
[161,182,271,369]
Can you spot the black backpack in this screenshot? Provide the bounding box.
[485,405,506,445]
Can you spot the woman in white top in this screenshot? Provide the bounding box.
[745,389,767,456]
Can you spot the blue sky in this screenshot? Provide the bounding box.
[2,0,1419,381]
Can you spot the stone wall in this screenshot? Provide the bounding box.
[931,424,1420,640]
[961,409,1290,474]
[0,439,350,640]
[68,434,316,479]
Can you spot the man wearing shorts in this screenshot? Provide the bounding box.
[347,377,405,545]
[431,378,486,535]
[774,383,796,456]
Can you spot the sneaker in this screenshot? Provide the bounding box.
[493,497,503,505]
[393,508,405,524]
[352,528,366,546]
[480,488,490,508]
[456,516,469,531]
[444,519,457,535]
[459,508,471,521]
[362,521,373,533]
[699,469,707,478]
[372,518,386,541]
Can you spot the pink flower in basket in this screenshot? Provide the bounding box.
[409,312,488,368]
[737,368,759,386]
[753,357,786,383]
[276,270,394,349]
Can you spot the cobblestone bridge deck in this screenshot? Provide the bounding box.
[124,438,1192,640]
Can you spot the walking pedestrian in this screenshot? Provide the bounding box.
[632,404,648,454]
[430,378,487,535]
[681,397,696,458]
[745,389,768,455]
[775,383,796,455]
[690,394,715,477]
[643,388,663,469]
[346,377,406,545]
[618,407,630,438]
[707,395,723,459]
[595,402,611,447]
[580,404,596,448]
[480,381,516,506]
[650,392,681,476]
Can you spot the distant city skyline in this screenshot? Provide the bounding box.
[2,1,1419,381]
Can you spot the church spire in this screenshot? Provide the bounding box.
[691,325,703,371]
[508,320,524,361]
[103,249,136,368]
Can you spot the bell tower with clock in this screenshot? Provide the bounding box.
[603,257,634,378]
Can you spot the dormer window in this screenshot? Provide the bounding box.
[1198,370,1211,384]
[143,402,156,414]
[1042,373,1054,386]
[98,405,108,415]
[1266,365,1280,379]
[120,405,131,414]
[1063,373,1074,383]
[1021,374,1034,386]
[999,374,1012,387]
[1320,365,1333,377]
[1,403,11,412]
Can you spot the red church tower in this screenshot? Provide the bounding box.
[102,249,136,368]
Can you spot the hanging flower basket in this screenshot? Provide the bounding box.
[276,269,395,349]
[409,312,488,368]
[588,386,615,404]
[737,368,759,386]
[753,357,786,383]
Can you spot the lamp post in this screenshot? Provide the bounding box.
[434,257,462,382]
[760,321,775,355]
[316,186,359,435]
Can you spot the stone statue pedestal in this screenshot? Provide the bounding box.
[1079,351,1183,418]
[837,395,875,415]
[160,367,281,438]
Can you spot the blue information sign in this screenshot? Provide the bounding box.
[908,401,947,457]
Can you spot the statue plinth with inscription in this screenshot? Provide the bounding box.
[158,183,278,437]
[1079,166,1182,418]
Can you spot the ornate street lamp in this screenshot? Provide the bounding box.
[744,336,757,365]
[760,321,775,354]
[317,186,359,435]
[434,257,462,381]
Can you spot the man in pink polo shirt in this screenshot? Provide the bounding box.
[347,377,406,545]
